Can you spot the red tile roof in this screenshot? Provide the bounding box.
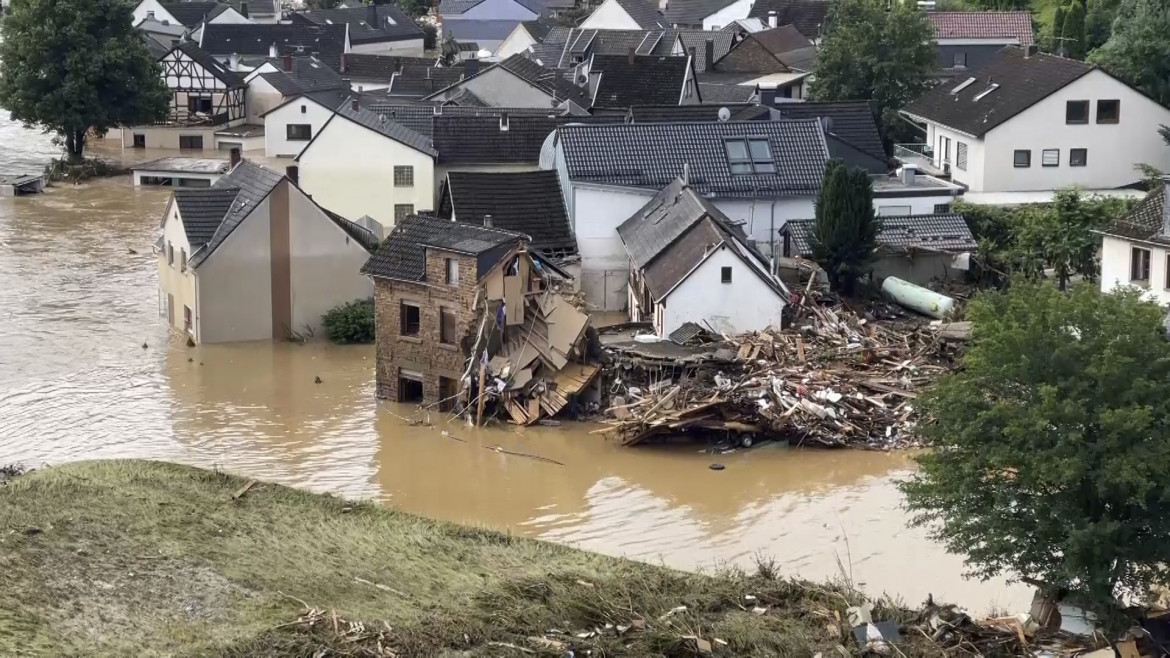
[927,11,1033,46]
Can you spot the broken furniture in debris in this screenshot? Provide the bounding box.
[0,174,46,196]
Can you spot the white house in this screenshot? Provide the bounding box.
[494,19,554,58]
[157,156,378,344]
[901,46,1170,200]
[296,102,437,231]
[133,0,251,29]
[546,120,829,310]
[438,0,542,52]
[619,177,789,336]
[260,90,348,158]
[580,0,666,30]
[664,0,752,30]
[1099,179,1170,305]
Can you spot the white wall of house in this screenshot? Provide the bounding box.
[571,184,655,310]
[923,122,986,191]
[873,193,960,216]
[702,0,751,30]
[495,24,537,58]
[427,67,554,106]
[123,126,220,150]
[714,197,815,242]
[350,39,425,56]
[297,116,435,230]
[660,245,785,336]
[287,187,375,333]
[245,74,287,124]
[1100,235,1170,305]
[580,0,642,29]
[264,97,336,157]
[208,7,251,23]
[196,198,275,343]
[158,200,200,339]
[451,0,537,20]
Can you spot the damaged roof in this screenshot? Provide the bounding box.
[361,214,524,282]
[783,213,977,256]
[441,170,577,257]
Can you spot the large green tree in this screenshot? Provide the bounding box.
[809,160,879,294]
[1084,0,1121,52]
[809,0,935,148]
[0,0,169,161]
[1012,188,1118,289]
[902,282,1170,628]
[1089,0,1170,107]
[1063,0,1088,60]
[1050,5,1067,54]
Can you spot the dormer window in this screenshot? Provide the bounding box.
[725,137,774,174]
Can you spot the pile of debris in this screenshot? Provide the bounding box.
[601,296,966,448]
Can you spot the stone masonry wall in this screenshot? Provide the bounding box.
[373,248,481,403]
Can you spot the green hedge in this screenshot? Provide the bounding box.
[321,298,375,344]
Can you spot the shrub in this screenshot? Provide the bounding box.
[322,299,375,344]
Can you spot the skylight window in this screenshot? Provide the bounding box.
[725,137,775,174]
[973,83,999,101]
[951,77,976,94]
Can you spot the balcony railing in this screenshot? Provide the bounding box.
[894,143,948,177]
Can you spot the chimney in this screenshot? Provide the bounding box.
[1024,44,1039,58]
[286,165,299,186]
[500,113,509,131]
[282,54,293,71]
[351,97,359,112]
[901,164,918,187]
[368,3,377,25]
[768,10,777,28]
[229,147,241,168]
[704,39,714,72]
[146,9,155,19]
[239,1,248,18]
[1162,176,1170,236]
[229,52,241,69]
[483,214,493,228]
[682,163,689,187]
[627,45,635,65]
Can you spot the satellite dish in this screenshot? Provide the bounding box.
[717,106,731,121]
[477,49,492,59]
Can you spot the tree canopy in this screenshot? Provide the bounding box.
[0,0,169,160]
[902,282,1170,626]
[809,159,879,294]
[1062,0,1088,60]
[1089,0,1170,106]
[809,0,935,146]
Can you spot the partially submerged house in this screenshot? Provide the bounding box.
[292,4,424,56]
[1098,178,1170,304]
[780,212,977,286]
[360,214,588,425]
[296,101,437,230]
[157,155,377,344]
[125,42,247,150]
[619,177,790,336]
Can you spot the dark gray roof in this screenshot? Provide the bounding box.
[441,19,526,43]
[172,187,241,249]
[442,170,577,256]
[200,24,348,70]
[368,104,565,137]
[432,114,583,164]
[292,5,422,44]
[438,0,486,13]
[340,54,436,80]
[557,119,829,197]
[387,66,467,98]
[496,54,591,107]
[322,209,381,252]
[618,177,783,299]
[664,0,738,26]
[783,213,977,256]
[612,0,666,30]
[775,100,886,161]
[189,161,286,267]
[696,82,755,102]
[361,214,524,282]
[1102,185,1169,245]
[321,103,438,156]
[160,1,227,27]
[446,87,488,106]
[749,25,817,69]
[675,30,735,72]
[522,18,555,42]
[258,56,347,96]
[142,33,172,59]
[746,0,830,40]
[903,46,1095,138]
[591,54,692,107]
[173,42,246,87]
[590,103,764,122]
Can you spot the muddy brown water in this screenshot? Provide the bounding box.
[0,118,1030,612]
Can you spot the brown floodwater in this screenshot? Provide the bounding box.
[0,119,1030,612]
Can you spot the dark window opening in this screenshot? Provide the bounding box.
[720,266,732,283]
[440,306,457,345]
[398,372,424,403]
[438,376,457,412]
[1132,247,1150,282]
[1070,148,1087,167]
[133,134,146,148]
[952,52,966,68]
[1096,99,1120,124]
[1065,100,1089,124]
[286,124,312,141]
[933,203,951,213]
[1013,149,1031,168]
[179,135,203,150]
[400,302,420,336]
[187,96,213,113]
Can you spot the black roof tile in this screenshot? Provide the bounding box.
[664,0,737,26]
[330,103,438,155]
[746,0,830,40]
[173,42,245,87]
[292,5,422,44]
[200,24,348,70]
[903,46,1094,137]
[1102,185,1169,245]
[361,214,524,282]
[340,53,436,80]
[696,82,755,102]
[783,213,977,256]
[160,1,227,27]
[433,114,611,164]
[590,53,692,107]
[368,104,567,137]
[442,170,576,256]
[613,0,666,30]
[557,119,828,197]
[387,66,467,98]
[775,100,886,160]
[258,56,347,96]
[172,187,240,249]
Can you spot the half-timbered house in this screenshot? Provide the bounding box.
[124,42,247,151]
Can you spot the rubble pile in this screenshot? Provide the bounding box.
[602,297,965,449]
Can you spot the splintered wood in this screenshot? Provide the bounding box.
[603,300,961,449]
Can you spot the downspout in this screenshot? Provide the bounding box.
[769,199,777,275]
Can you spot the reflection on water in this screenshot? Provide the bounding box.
[0,116,1030,612]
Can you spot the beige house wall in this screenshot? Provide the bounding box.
[158,200,200,339]
[196,196,274,343]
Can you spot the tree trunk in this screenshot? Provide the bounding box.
[64,129,86,163]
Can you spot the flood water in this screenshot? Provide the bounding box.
[0,118,1031,613]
